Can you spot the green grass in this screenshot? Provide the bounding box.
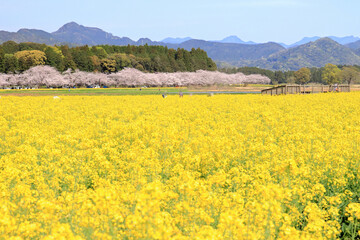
[0,87,189,96]
[0,85,267,96]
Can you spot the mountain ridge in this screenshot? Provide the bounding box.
[346,40,360,50]
[241,38,360,70]
[1,22,360,71]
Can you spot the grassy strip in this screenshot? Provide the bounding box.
[0,87,188,96]
[0,86,264,96]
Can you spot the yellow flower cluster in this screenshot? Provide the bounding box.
[0,93,360,239]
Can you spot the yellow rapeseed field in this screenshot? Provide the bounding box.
[0,93,360,239]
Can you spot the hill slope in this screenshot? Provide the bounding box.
[347,40,360,56]
[174,39,285,63]
[0,23,359,70]
[250,38,360,70]
[52,22,135,45]
[288,36,360,48]
[0,29,57,44]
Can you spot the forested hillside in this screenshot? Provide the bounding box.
[220,64,360,85]
[346,40,360,50]
[0,41,217,73]
[233,38,360,71]
[176,40,285,62]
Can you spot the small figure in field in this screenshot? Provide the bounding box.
[139,88,142,91]
[179,91,183,98]
[162,93,167,98]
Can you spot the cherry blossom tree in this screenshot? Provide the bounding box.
[0,66,271,88]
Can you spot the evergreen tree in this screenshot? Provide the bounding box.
[0,47,4,72]
[110,53,131,70]
[45,47,64,71]
[71,46,94,71]
[60,45,76,71]
[3,54,18,73]
[310,68,323,83]
[274,71,285,83]
[2,41,19,54]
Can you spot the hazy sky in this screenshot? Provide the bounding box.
[0,0,359,44]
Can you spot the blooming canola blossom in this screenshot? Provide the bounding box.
[0,93,360,239]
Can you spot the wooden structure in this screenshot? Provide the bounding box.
[261,85,350,95]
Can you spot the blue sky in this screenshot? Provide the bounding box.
[0,0,359,44]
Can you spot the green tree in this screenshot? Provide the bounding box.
[18,42,47,51]
[2,41,19,54]
[90,55,101,72]
[71,46,94,71]
[310,67,323,84]
[100,58,116,73]
[110,53,131,71]
[167,49,180,72]
[14,50,47,72]
[91,46,107,59]
[340,66,359,84]
[0,47,4,72]
[273,71,285,84]
[60,45,76,71]
[283,71,295,84]
[206,57,217,71]
[45,46,64,71]
[294,67,311,85]
[138,57,153,71]
[3,54,18,73]
[322,63,341,84]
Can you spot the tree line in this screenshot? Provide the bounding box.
[0,41,217,74]
[220,65,360,85]
[0,66,270,88]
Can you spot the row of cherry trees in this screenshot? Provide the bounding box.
[0,66,270,88]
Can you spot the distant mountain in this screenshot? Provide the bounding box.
[248,38,360,70]
[328,36,360,45]
[161,37,192,44]
[0,22,285,65]
[354,49,360,56]
[346,40,360,50]
[174,39,285,63]
[1,22,360,71]
[288,36,321,48]
[288,36,360,48]
[215,35,257,44]
[0,28,57,44]
[0,22,164,46]
[52,22,136,45]
[278,42,291,48]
